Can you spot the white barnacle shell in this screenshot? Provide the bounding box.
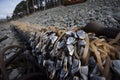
[57,40,65,49]
[38,55,43,64]
[81,66,89,75]
[76,30,86,39]
[71,59,81,74]
[56,60,62,70]
[79,40,86,46]
[64,57,68,68]
[66,31,78,38]
[67,37,75,44]
[81,73,88,80]
[65,31,73,35]
[49,33,58,44]
[60,68,68,79]
[41,44,46,52]
[48,60,54,72]
[42,34,49,44]
[67,44,74,56]
[73,32,78,38]
[29,36,34,42]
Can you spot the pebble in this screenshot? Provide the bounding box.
[18,0,120,28]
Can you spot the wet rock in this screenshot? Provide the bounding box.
[113,12,120,23]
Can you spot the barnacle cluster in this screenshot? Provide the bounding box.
[27,26,120,80]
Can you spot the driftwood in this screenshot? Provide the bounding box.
[84,22,120,38]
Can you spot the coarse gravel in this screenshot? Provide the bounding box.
[18,0,120,28]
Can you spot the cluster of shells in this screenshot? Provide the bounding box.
[27,26,120,80]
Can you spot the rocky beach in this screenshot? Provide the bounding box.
[0,0,120,80]
[17,0,120,28]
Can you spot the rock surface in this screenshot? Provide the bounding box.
[0,23,19,50]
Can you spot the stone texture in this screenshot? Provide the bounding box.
[18,0,120,28]
[0,23,19,50]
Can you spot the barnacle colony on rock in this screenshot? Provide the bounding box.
[10,21,120,80]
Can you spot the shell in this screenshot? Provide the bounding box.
[91,64,100,75]
[63,57,68,71]
[79,40,86,46]
[38,55,43,64]
[73,32,78,38]
[65,31,78,38]
[71,59,81,75]
[89,57,96,68]
[49,33,58,44]
[67,37,75,44]
[81,73,88,80]
[68,56,72,65]
[65,31,73,35]
[76,30,86,39]
[81,66,89,75]
[111,60,120,76]
[79,47,84,56]
[67,44,74,56]
[60,68,68,79]
[56,60,62,70]
[57,40,65,49]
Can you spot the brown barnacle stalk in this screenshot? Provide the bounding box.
[102,56,111,80]
[108,32,120,59]
[109,32,120,45]
[103,42,120,59]
[90,39,103,72]
[72,27,81,32]
[98,48,108,60]
[94,39,108,59]
[82,33,90,65]
[49,69,56,79]
[63,57,68,72]
[47,26,59,33]
[74,44,80,60]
